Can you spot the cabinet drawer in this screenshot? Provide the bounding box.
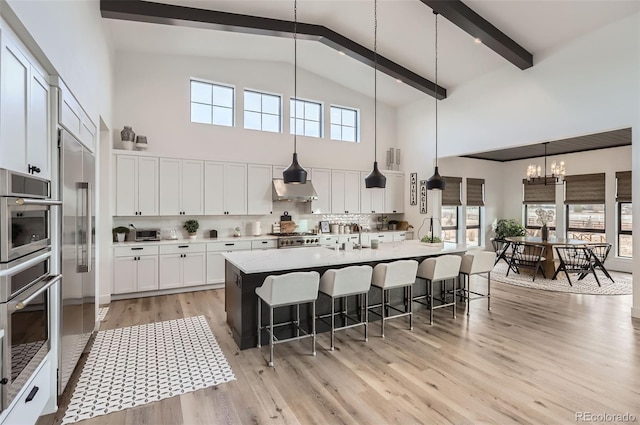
[114,245,159,257]
[251,240,277,250]
[4,357,51,425]
[159,244,206,255]
[207,241,252,252]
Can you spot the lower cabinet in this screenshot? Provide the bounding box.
[207,241,252,284]
[2,357,52,425]
[159,244,206,289]
[113,246,159,294]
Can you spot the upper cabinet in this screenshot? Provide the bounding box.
[204,162,247,215]
[159,158,204,216]
[360,172,385,214]
[247,164,272,215]
[331,170,360,214]
[57,78,96,152]
[0,28,51,179]
[310,168,331,214]
[384,172,404,214]
[115,154,159,216]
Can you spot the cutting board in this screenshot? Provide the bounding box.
[280,221,297,233]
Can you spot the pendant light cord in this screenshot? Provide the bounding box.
[293,0,298,154]
[434,12,438,167]
[374,0,378,163]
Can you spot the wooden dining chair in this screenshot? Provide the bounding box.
[506,241,546,281]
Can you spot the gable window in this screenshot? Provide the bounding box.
[290,98,322,138]
[330,105,359,142]
[190,79,234,127]
[244,90,281,133]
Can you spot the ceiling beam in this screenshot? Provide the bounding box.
[420,0,533,70]
[100,0,447,99]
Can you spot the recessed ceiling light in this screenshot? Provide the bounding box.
[338,51,346,55]
[474,37,482,44]
[396,79,402,83]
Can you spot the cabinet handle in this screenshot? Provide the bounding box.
[28,164,41,174]
[178,245,189,248]
[345,210,348,213]
[25,386,39,402]
[225,243,234,246]
[261,241,267,244]
[131,247,143,251]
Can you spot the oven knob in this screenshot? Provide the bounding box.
[314,238,318,243]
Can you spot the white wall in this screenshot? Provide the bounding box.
[113,51,397,172]
[398,13,640,317]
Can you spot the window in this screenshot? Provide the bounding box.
[290,98,322,137]
[441,205,458,243]
[190,80,234,126]
[524,204,556,238]
[466,206,480,246]
[466,178,484,246]
[244,90,281,133]
[330,106,358,142]
[566,204,606,243]
[618,203,632,258]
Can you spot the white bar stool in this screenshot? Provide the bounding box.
[256,271,320,367]
[416,255,462,325]
[459,251,496,316]
[368,260,419,338]
[318,265,373,350]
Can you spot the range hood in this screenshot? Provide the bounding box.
[272,178,318,202]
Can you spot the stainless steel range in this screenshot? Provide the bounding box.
[270,233,320,249]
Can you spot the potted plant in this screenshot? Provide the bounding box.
[420,234,444,247]
[184,219,199,239]
[492,219,526,241]
[113,226,129,242]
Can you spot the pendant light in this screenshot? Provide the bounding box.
[365,0,386,189]
[426,11,445,191]
[283,0,308,184]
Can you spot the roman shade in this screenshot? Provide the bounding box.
[616,171,631,203]
[442,176,462,206]
[564,173,605,204]
[522,178,556,204]
[466,178,485,207]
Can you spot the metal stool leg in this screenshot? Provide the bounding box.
[296,304,300,338]
[381,288,386,338]
[408,284,413,330]
[312,301,317,356]
[269,306,274,367]
[257,297,262,347]
[330,296,335,351]
[364,292,369,342]
[429,279,434,325]
[487,272,491,311]
[452,278,457,319]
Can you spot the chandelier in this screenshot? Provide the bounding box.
[526,142,565,185]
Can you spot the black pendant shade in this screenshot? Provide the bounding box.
[283,152,307,184]
[426,166,445,191]
[365,161,386,188]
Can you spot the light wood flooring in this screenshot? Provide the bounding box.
[40,277,640,425]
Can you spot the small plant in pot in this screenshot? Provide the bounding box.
[113,226,129,242]
[492,219,526,241]
[420,234,444,247]
[183,219,199,239]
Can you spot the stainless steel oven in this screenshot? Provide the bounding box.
[0,249,60,411]
[1,169,59,263]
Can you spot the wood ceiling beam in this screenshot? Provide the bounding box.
[420,0,533,70]
[100,0,447,99]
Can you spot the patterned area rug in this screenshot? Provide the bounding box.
[62,316,235,424]
[98,306,109,322]
[491,262,632,295]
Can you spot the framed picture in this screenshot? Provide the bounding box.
[319,221,330,233]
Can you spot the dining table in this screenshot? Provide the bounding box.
[505,236,598,279]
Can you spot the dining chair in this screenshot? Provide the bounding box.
[553,245,599,286]
[506,241,546,281]
[582,243,614,283]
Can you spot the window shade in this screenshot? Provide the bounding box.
[616,171,631,202]
[442,176,462,206]
[564,173,605,204]
[466,178,485,207]
[522,178,556,204]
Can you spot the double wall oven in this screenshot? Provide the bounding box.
[0,169,61,411]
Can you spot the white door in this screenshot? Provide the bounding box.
[331,170,346,213]
[344,171,361,213]
[310,168,331,214]
[113,257,137,294]
[0,38,29,174]
[207,252,226,284]
[159,158,182,215]
[159,254,183,289]
[247,164,273,215]
[371,187,385,214]
[390,173,404,213]
[224,163,247,215]
[183,252,206,286]
[204,161,225,215]
[137,157,159,216]
[136,255,159,292]
[115,155,137,216]
[27,67,50,180]
[181,160,204,215]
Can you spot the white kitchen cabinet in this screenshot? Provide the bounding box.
[159,158,204,216]
[113,245,159,294]
[360,172,385,214]
[384,172,404,214]
[310,168,331,214]
[318,235,337,247]
[2,357,51,425]
[159,244,206,289]
[247,164,273,215]
[0,30,51,179]
[331,170,360,214]
[393,231,407,242]
[115,154,159,216]
[207,241,251,284]
[204,161,247,215]
[370,232,391,243]
[159,254,183,289]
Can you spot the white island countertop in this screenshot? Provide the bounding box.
[222,240,467,274]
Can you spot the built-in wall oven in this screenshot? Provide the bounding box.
[0,249,60,411]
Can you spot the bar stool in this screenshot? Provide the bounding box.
[368,260,419,338]
[256,271,320,367]
[459,251,496,316]
[416,255,462,325]
[318,265,373,350]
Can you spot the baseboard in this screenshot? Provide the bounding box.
[632,307,640,320]
[98,294,111,305]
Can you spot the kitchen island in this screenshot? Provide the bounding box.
[223,241,467,349]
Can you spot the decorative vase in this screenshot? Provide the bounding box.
[135,135,148,151]
[117,233,125,242]
[121,125,135,142]
[188,232,197,240]
[541,225,549,241]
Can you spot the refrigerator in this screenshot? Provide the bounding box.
[58,128,95,395]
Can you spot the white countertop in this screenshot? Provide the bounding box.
[112,235,278,247]
[222,240,467,274]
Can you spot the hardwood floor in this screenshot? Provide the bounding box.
[40,278,640,425]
